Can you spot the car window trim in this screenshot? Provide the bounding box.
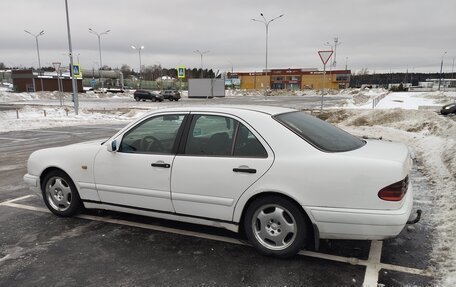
[177,112,269,159]
[118,113,189,155]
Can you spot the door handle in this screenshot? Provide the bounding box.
[151,162,171,168]
[233,167,256,174]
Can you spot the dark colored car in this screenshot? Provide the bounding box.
[133,90,164,102]
[160,90,181,101]
[441,103,456,115]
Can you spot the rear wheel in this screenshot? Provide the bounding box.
[134,96,140,101]
[41,170,82,217]
[152,97,157,102]
[244,195,307,258]
[169,98,174,101]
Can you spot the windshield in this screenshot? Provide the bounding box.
[274,111,366,152]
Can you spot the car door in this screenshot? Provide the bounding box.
[93,113,187,212]
[171,113,274,221]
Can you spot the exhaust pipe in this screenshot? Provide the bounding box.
[407,209,422,224]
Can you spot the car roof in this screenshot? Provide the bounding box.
[146,105,297,116]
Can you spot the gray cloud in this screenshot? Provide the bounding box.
[1,0,455,73]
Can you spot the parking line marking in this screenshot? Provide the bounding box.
[363,240,383,287]
[0,199,434,280]
[0,194,34,205]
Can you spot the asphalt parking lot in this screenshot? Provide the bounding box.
[0,124,436,286]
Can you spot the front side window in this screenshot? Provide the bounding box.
[120,114,185,154]
[184,114,267,158]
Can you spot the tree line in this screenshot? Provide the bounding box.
[349,72,453,88]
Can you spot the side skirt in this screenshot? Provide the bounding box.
[83,201,239,233]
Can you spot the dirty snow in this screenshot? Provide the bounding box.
[1,87,456,285]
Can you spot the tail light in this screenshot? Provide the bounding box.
[378,176,409,201]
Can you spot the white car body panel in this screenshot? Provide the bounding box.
[93,149,175,212]
[24,105,415,242]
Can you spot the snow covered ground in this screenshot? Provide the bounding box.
[1,87,456,285]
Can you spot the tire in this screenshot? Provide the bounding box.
[169,98,174,101]
[151,98,157,102]
[134,96,140,102]
[41,170,82,217]
[174,98,179,101]
[244,195,307,258]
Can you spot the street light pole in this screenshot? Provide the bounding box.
[438,51,447,91]
[194,50,209,78]
[332,37,342,67]
[64,0,78,115]
[89,28,110,91]
[251,13,284,75]
[131,45,144,88]
[24,29,44,92]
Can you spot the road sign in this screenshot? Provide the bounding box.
[177,66,185,78]
[318,50,334,65]
[69,64,82,79]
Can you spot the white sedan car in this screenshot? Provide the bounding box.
[24,106,415,257]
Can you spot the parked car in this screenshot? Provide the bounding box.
[440,103,456,115]
[160,90,181,101]
[133,90,163,102]
[24,106,417,257]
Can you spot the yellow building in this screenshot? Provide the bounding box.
[234,68,350,90]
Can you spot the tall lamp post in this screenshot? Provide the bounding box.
[194,50,209,78]
[131,45,144,88]
[332,37,342,67]
[24,30,44,92]
[88,28,109,91]
[438,51,447,91]
[251,13,284,75]
[64,0,78,115]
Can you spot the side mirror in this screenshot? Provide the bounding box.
[107,139,118,152]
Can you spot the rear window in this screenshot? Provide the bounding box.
[274,111,366,152]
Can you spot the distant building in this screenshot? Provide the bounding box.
[11,70,83,92]
[230,68,351,90]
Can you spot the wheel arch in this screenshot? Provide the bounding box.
[237,191,317,250]
[40,166,78,193]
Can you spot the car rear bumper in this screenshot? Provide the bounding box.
[304,184,414,240]
[23,174,41,196]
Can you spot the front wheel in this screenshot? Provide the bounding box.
[244,195,307,258]
[41,170,82,217]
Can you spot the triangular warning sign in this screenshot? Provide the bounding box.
[318,50,334,65]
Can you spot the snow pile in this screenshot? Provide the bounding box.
[326,109,456,285]
[0,105,144,132]
[341,88,389,108]
[0,90,132,102]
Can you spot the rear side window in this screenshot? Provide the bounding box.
[274,111,365,152]
[184,114,267,158]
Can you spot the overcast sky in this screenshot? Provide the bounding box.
[1,0,455,74]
